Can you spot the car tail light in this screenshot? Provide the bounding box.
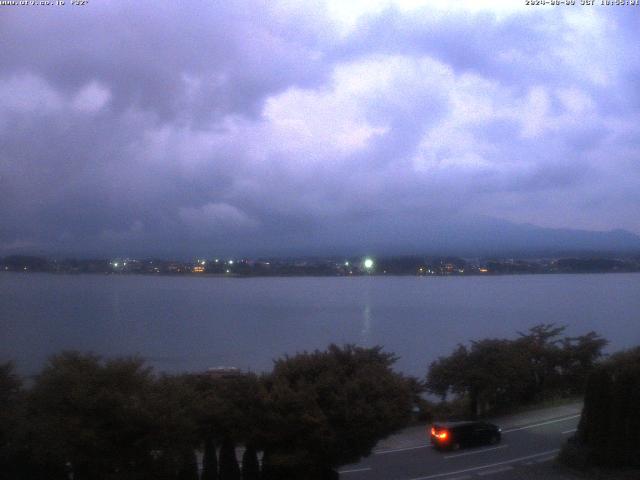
[431,427,448,440]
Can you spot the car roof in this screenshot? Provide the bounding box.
[432,421,494,428]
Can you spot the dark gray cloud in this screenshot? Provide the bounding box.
[0,1,638,257]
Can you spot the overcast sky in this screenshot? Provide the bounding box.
[1,1,639,257]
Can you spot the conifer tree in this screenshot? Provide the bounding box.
[219,438,241,480]
[177,449,199,480]
[241,445,260,480]
[202,436,219,480]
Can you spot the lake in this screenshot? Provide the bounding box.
[1,272,639,377]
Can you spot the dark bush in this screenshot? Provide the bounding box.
[241,445,260,480]
[558,438,590,470]
[569,347,640,469]
[219,439,241,480]
[202,436,218,480]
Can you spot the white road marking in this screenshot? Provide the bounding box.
[339,467,372,474]
[478,466,513,476]
[562,429,577,435]
[374,444,431,455]
[444,445,508,459]
[502,414,580,433]
[533,456,555,463]
[407,449,560,480]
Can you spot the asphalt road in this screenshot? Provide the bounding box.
[339,405,581,480]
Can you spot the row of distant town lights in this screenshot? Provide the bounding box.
[213,258,376,272]
[344,258,375,269]
[199,258,235,274]
[112,258,375,273]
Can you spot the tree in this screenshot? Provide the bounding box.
[559,332,608,394]
[427,340,530,418]
[426,345,468,402]
[201,436,219,480]
[427,325,607,418]
[21,354,207,479]
[186,371,266,480]
[0,362,20,406]
[571,346,640,468]
[145,374,201,479]
[260,344,412,478]
[219,438,241,480]
[516,324,566,400]
[0,362,22,476]
[241,445,260,480]
[260,450,277,480]
[25,352,159,479]
[177,449,199,480]
[576,365,612,465]
[188,371,266,451]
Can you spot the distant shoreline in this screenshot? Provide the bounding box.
[3,270,640,279]
[3,254,639,278]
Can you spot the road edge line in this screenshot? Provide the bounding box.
[407,448,560,480]
[502,414,580,433]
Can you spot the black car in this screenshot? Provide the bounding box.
[430,421,501,451]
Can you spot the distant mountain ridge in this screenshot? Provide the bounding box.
[422,220,640,257]
[2,218,639,259]
[346,218,640,258]
[464,220,640,255]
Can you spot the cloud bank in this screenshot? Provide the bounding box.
[1,1,638,256]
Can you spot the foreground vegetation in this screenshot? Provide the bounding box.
[0,345,413,480]
[426,324,607,419]
[560,346,640,472]
[0,325,615,479]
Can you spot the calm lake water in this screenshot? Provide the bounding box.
[1,272,639,377]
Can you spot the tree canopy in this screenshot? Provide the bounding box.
[572,346,640,468]
[261,344,413,477]
[0,344,416,479]
[24,352,158,479]
[426,324,607,418]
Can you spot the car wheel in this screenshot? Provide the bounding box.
[489,434,499,445]
[451,442,460,451]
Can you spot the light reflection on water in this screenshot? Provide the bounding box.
[361,303,372,346]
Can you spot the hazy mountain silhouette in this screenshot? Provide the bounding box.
[340,218,640,258]
[4,218,639,260]
[441,219,640,256]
